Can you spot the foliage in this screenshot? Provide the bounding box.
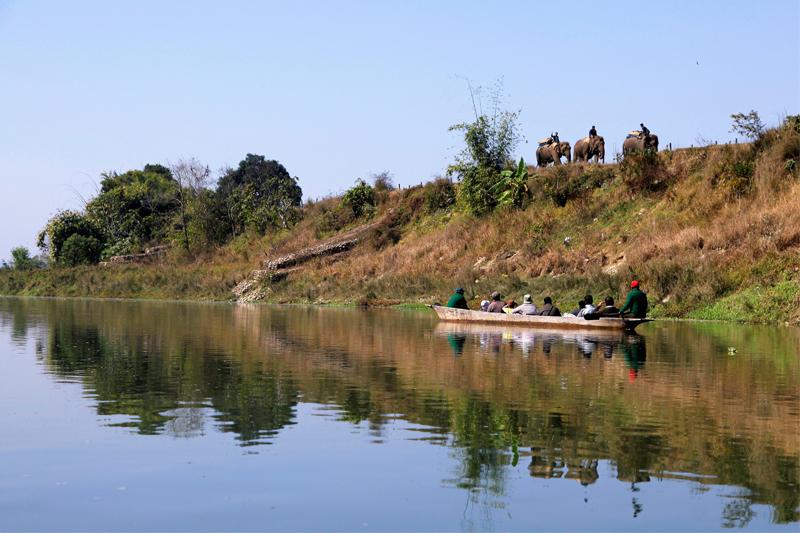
[493,158,530,208]
[448,83,522,216]
[784,115,800,134]
[171,158,212,252]
[37,210,105,264]
[730,110,764,141]
[86,165,179,255]
[371,172,394,193]
[342,179,376,218]
[59,234,103,266]
[10,246,45,270]
[217,154,302,234]
[618,149,668,193]
[424,178,457,213]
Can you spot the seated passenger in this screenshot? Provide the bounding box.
[480,299,490,312]
[512,294,539,315]
[620,280,649,318]
[538,296,561,316]
[596,296,620,316]
[446,287,469,310]
[487,291,506,313]
[577,294,596,317]
[502,299,518,314]
[567,299,586,317]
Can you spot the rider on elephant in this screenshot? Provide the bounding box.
[589,126,597,138]
[551,131,560,145]
[640,123,650,138]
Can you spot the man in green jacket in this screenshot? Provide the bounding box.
[620,280,648,318]
[447,287,469,309]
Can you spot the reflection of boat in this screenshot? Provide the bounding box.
[431,305,651,332]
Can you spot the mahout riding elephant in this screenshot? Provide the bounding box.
[536,143,561,166]
[536,142,570,166]
[574,136,605,163]
[623,133,659,155]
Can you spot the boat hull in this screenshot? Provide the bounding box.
[431,305,650,332]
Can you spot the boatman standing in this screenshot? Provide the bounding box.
[447,287,469,310]
[620,280,648,318]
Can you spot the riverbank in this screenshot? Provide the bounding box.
[2,133,799,324]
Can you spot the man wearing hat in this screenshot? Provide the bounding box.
[620,280,648,318]
[511,294,539,315]
[447,287,469,310]
[487,291,506,313]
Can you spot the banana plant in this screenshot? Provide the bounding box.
[493,158,530,208]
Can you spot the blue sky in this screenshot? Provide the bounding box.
[1,0,798,259]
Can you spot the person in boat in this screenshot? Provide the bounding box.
[512,294,538,315]
[620,280,648,318]
[589,125,597,138]
[577,295,596,317]
[487,291,506,313]
[566,299,585,317]
[640,123,650,138]
[480,299,490,312]
[502,299,517,314]
[596,296,621,317]
[538,296,561,316]
[447,287,469,310]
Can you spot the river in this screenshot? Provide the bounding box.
[0,297,797,531]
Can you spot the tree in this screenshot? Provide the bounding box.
[170,158,211,252]
[85,165,180,255]
[730,110,764,141]
[342,179,376,218]
[216,154,302,234]
[37,210,105,264]
[11,246,33,270]
[448,82,522,215]
[59,234,102,266]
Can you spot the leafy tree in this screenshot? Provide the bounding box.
[730,110,764,141]
[342,179,376,218]
[216,154,302,234]
[10,246,34,270]
[448,84,522,215]
[170,158,212,252]
[37,210,105,264]
[59,234,103,266]
[85,165,180,255]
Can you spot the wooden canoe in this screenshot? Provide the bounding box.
[431,305,651,332]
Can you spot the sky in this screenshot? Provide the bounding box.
[1,0,798,259]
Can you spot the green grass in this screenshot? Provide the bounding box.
[689,280,800,323]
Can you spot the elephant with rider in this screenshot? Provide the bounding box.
[536,141,571,166]
[574,136,605,163]
[623,131,659,155]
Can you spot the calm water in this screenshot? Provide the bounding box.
[0,297,798,532]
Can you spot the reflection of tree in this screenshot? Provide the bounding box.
[2,297,798,525]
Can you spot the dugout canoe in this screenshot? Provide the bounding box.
[431,305,651,332]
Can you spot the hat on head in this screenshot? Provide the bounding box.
[491,291,501,300]
[631,280,639,288]
[523,294,532,303]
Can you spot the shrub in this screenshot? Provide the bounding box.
[37,210,105,263]
[424,178,457,213]
[60,234,102,266]
[342,179,376,218]
[618,150,668,193]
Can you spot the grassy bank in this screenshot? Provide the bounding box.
[2,126,799,323]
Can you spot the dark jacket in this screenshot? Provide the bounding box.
[589,127,597,137]
[597,305,620,317]
[620,288,648,318]
[487,300,505,313]
[538,303,561,316]
[447,293,469,310]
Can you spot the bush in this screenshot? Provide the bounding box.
[60,234,102,266]
[457,165,504,215]
[37,210,105,263]
[618,150,668,193]
[424,178,456,213]
[342,179,376,218]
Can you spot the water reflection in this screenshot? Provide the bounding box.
[1,297,798,527]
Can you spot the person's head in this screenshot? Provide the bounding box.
[640,123,644,127]
[480,300,490,311]
[506,299,517,307]
[491,291,501,301]
[592,125,595,128]
[584,294,593,304]
[523,294,532,303]
[604,296,614,306]
[543,296,552,305]
[578,299,585,308]
[630,280,639,289]
[455,287,464,294]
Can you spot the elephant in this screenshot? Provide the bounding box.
[623,133,659,156]
[536,142,570,166]
[574,136,605,163]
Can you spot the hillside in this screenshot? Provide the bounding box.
[2,123,799,323]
